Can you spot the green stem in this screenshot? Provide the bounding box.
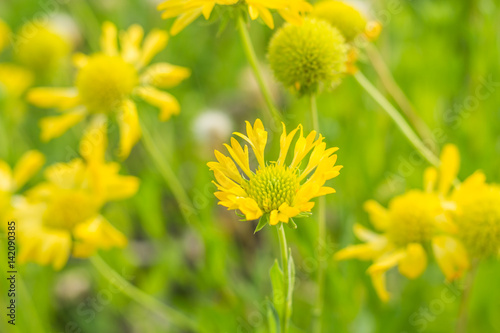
[90,255,201,332]
[310,94,325,333]
[456,260,479,333]
[18,275,47,333]
[354,71,440,167]
[277,224,291,333]
[364,43,436,152]
[237,14,283,124]
[139,119,202,230]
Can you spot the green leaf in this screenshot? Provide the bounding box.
[254,214,269,233]
[269,259,284,317]
[266,299,280,333]
[287,218,298,229]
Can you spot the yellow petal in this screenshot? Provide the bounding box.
[424,167,438,193]
[39,108,87,142]
[432,235,469,281]
[80,115,108,163]
[438,144,460,195]
[367,250,405,275]
[140,63,191,89]
[398,243,427,279]
[12,150,45,190]
[136,86,180,121]
[118,100,141,159]
[100,21,118,56]
[170,9,203,36]
[278,123,300,165]
[27,88,80,110]
[363,200,390,231]
[138,29,169,68]
[335,243,381,261]
[353,223,382,242]
[202,2,215,19]
[370,271,390,302]
[0,160,13,191]
[224,138,252,178]
[120,24,144,64]
[236,197,263,221]
[270,209,279,225]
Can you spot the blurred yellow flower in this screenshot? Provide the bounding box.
[208,119,342,229]
[27,22,190,159]
[0,150,45,222]
[16,120,139,270]
[0,63,34,98]
[0,19,11,53]
[158,0,312,35]
[15,24,70,74]
[335,145,469,301]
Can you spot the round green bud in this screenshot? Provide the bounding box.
[312,1,367,42]
[268,18,348,96]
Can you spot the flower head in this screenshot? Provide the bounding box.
[27,22,190,159]
[208,119,342,230]
[157,0,312,35]
[311,0,367,42]
[15,24,71,74]
[16,120,139,270]
[268,18,348,95]
[335,145,469,301]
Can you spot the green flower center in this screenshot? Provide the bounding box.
[76,54,138,113]
[243,164,299,213]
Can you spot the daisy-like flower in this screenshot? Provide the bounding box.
[335,145,469,301]
[16,120,139,270]
[157,0,312,35]
[208,119,342,230]
[0,150,45,223]
[27,22,190,159]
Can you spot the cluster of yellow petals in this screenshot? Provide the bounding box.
[208,119,342,227]
[335,145,469,301]
[27,22,190,159]
[15,119,139,270]
[158,0,312,35]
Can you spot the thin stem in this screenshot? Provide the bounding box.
[310,94,325,333]
[365,43,436,152]
[139,119,202,230]
[18,275,47,333]
[456,260,479,333]
[354,71,440,167]
[277,224,291,333]
[90,255,201,332]
[236,14,283,124]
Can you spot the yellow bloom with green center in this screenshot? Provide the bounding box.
[311,0,367,42]
[27,22,190,159]
[208,119,342,229]
[16,120,139,270]
[0,150,45,224]
[335,145,469,302]
[157,0,312,35]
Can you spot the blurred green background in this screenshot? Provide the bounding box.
[1,0,500,332]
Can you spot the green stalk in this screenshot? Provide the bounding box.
[354,71,440,166]
[310,93,326,333]
[277,224,291,333]
[90,255,202,332]
[456,260,479,333]
[139,119,202,230]
[236,14,283,124]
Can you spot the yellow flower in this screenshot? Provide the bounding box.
[157,0,312,35]
[0,19,11,53]
[16,120,139,270]
[15,24,70,74]
[27,22,190,159]
[0,150,45,223]
[335,145,469,301]
[208,119,342,230]
[0,63,34,98]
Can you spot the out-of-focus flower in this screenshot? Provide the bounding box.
[27,22,190,159]
[208,119,342,230]
[16,120,139,270]
[157,0,312,35]
[268,18,348,96]
[192,109,233,148]
[0,63,34,98]
[15,23,71,74]
[48,13,82,47]
[0,19,11,53]
[0,150,45,223]
[311,0,381,42]
[335,145,469,301]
